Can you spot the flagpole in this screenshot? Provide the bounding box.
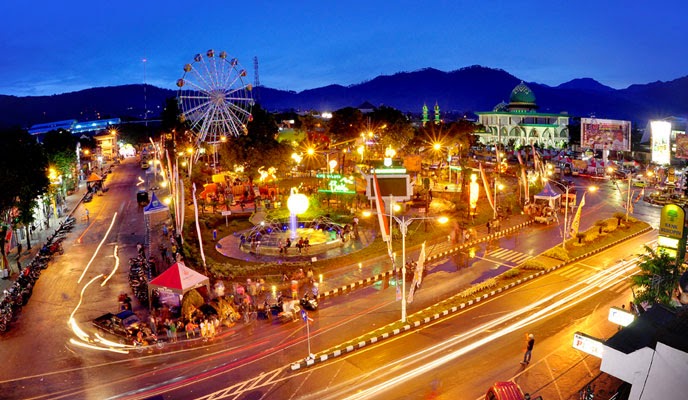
[626,174,631,222]
[306,311,311,357]
[562,185,570,249]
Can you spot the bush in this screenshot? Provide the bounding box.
[463,278,498,297]
[584,231,599,243]
[521,260,548,270]
[501,268,521,279]
[543,246,570,261]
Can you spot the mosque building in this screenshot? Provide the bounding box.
[475,82,569,148]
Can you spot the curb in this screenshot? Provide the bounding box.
[314,219,534,301]
[290,223,651,370]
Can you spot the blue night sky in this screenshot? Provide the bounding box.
[2,1,686,97]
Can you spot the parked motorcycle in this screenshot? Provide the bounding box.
[299,293,318,311]
[277,299,301,323]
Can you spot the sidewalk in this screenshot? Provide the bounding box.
[1,180,88,293]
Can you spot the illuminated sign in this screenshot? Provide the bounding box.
[572,332,604,358]
[318,175,355,194]
[316,173,342,179]
[581,118,631,151]
[676,133,688,159]
[658,236,679,249]
[658,204,685,239]
[365,174,411,201]
[608,306,635,327]
[651,120,672,165]
[372,168,407,174]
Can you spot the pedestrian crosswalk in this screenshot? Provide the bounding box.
[484,248,531,265]
[554,265,632,294]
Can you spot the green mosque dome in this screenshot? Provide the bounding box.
[508,81,537,109]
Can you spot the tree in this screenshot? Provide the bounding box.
[0,127,49,252]
[327,107,364,142]
[594,220,607,234]
[613,211,626,226]
[631,245,682,309]
[43,129,78,191]
[217,104,290,182]
[370,106,414,152]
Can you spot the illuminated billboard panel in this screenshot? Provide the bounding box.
[365,174,411,202]
[581,118,631,151]
[675,133,688,159]
[651,120,672,165]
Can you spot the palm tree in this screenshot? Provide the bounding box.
[595,220,607,234]
[631,245,682,309]
[613,212,626,226]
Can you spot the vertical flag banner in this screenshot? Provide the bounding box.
[192,183,207,272]
[517,151,529,200]
[479,163,495,212]
[569,193,586,238]
[407,242,426,304]
[372,173,390,242]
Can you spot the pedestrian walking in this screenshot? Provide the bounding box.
[162,223,168,238]
[521,333,535,365]
[149,315,158,335]
[212,229,217,241]
[486,221,491,234]
[159,244,167,263]
[17,243,22,256]
[85,208,90,222]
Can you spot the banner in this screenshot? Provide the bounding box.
[479,163,495,212]
[372,174,390,242]
[192,183,207,271]
[407,242,426,304]
[581,118,631,151]
[676,133,688,159]
[569,193,586,238]
[517,152,529,200]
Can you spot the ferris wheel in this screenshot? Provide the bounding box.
[176,49,254,153]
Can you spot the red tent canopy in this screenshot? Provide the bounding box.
[148,262,210,298]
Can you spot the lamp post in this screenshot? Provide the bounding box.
[546,179,597,249]
[363,209,448,322]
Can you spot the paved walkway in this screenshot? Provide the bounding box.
[1,178,90,293]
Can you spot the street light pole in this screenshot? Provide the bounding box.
[626,174,632,222]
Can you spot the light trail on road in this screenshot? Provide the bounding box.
[331,257,640,400]
[78,211,118,283]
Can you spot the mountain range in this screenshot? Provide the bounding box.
[1,65,687,130]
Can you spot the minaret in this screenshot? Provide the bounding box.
[434,102,440,125]
[422,103,429,126]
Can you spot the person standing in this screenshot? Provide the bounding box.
[521,333,535,365]
[162,223,168,238]
[17,242,22,257]
[486,221,491,235]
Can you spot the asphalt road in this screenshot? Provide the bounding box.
[0,163,661,400]
[185,231,655,400]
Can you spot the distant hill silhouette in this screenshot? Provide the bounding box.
[2,65,687,129]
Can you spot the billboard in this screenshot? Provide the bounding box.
[651,120,672,165]
[581,118,631,151]
[365,174,411,201]
[675,133,688,159]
